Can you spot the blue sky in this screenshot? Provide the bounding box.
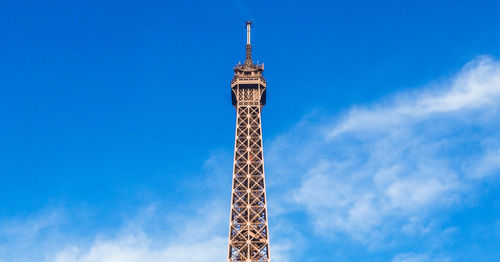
[0,0,499,261]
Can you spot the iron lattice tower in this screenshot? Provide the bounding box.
[227,21,270,262]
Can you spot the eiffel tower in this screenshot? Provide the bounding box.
[227,21,270,262]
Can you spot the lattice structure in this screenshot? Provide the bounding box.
[227,22,270,262]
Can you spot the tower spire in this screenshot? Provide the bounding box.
[245,21,253,66]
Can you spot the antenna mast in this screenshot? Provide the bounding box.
[246,21,251,45]
[244,21,253,66]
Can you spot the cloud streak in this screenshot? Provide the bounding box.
[55,233,226,262]
[328,56,500,137]
[0,202,228,262]
[267,56,500,248]
[391,252,450,262]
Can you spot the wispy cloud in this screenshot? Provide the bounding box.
[0,151,294,262]
[391,253,450,262]
[0,208,65,242]
[267,56,500,248]
[0,152,232,262]
[328,56,500,137]
[0,201,228,262]
[54,230,226,262]
[0,208,67,262]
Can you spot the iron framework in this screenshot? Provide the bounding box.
[227,21,270,262]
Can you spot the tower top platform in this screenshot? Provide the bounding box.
[231,21,266,88]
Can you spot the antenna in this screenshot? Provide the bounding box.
[244,20,253,66]
[246,21,252,45]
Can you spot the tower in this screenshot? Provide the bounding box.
[227,21,270,262]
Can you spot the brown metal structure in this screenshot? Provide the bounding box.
[227,21,270,262]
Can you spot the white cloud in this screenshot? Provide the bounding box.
[392,253,430,262]
[267,56,500,245]
[468,148,500,179]
[328,56,500,137]
[51,199,229,262]
[0,208,65,242]
[0,208,67,262]
[391,253,450,262]
[55,233,226,262]
[0,202,229,262]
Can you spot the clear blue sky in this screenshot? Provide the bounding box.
[0,1,499,261]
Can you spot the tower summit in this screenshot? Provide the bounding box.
[227,22,270,262]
